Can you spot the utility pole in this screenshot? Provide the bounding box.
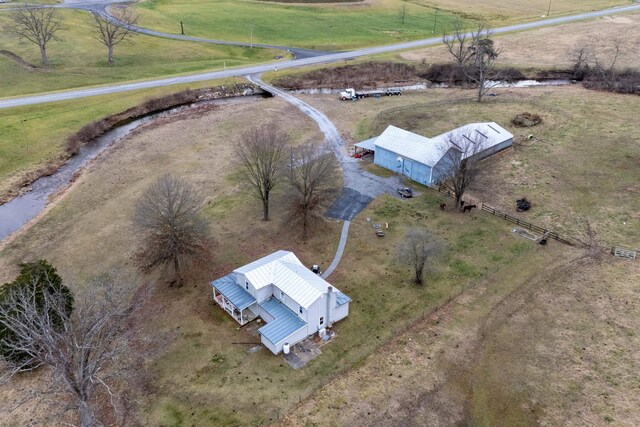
[180,21,184,35]
[250,24,253,49]
[547,0,552,16]
[432,9,438,33]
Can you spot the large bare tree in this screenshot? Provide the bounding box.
[288,142,337,240]
[434,129,485,210]
[89,7,138,65]
[9,5,62,65]
[0,272,143,426]
[442,18,485,87]
[236,124,289,221]
[443,19,501,101]
[133,174,214,286]
[397,228,444,285]
[467,37,501,102]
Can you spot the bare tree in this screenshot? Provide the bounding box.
[9,5,62,65]
[443,19,501,101]
[288,142,337,240]
[89,7,138,65]
[397,228,444,285]
[590,39,621,91]
[467,37,501,102]
[0,273,143,426]
[133,174,214,286]
[236,124,289,221]
[434,129,485,210]
[442,18,485,87]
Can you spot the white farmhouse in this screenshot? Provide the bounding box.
[210,251,351,354]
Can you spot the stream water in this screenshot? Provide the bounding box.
[0,95,263,242]
[286,79,574,94]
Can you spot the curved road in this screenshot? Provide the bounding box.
[1,3,639,109]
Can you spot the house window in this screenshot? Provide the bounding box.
[319,316,324,326]
[299,306,303,314]
[280,290,285,299]
[245,281,249,290]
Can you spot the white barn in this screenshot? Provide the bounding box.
[355,122,513,186]
[210,251,350,354]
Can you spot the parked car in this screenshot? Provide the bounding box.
[397,187,415,198]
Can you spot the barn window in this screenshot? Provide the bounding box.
[299,306,303,314]
[280,290,285,299]
[319,316,324,326]
[245,281,249,290]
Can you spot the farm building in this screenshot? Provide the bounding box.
[210,251,350,354]
[355,123,513,186]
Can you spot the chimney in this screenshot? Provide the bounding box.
[326,286,333,326]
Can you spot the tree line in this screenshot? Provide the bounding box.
[6,4,138,65]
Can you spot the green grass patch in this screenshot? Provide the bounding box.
[0,9,278,97]
[0,78,244,200]
[134,0,459,50]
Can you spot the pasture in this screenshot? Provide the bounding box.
[0,93,540,425]
[0,9,279,97]
[132,0,629,51]
[0,78,250,204]
[298,86,640,248]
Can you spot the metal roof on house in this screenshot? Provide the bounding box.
[258,297,307,345]
[354,137,377,151]
[235,250,299,290]
[274,260,331,308]
[335,291,351,308]
[234,251,339,309]
[210,274,256,311]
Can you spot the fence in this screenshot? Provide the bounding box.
[480,204,573,246]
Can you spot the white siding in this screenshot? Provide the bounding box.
[260,325,309,354]
[333,303,349,323]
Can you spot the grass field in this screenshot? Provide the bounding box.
[299,86,640,248]
[134,0,458,50]
[0,94,543,426]
[0,77,252,204]
[399,12,640,70]
[0,9,279,97]
[132,0,630,51]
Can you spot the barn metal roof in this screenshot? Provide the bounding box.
[210,275,256,311]
[354,137,377,151]
[258,297,307,345]
[429,122,514,159]
[374,125,447,167]
[374,123,513,166]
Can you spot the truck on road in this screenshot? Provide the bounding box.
[339,88,402,100]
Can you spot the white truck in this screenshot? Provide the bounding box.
[339,87,402,100]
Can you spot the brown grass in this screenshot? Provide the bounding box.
[399,14,640,71]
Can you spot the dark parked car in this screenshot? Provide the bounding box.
[397,187,415,198]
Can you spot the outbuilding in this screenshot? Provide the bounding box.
[355,122,513,186]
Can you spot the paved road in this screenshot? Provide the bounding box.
[1,3,639,109]
[58,1,330,60]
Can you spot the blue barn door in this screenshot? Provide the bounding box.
[403,159,413,178]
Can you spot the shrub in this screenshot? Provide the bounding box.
[0,260,73,369]
[512,112,542,127]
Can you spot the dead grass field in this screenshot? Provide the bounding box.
[410,0,629,23]
[398,13,640,70]
[0,91,543,425]
[300,86,640,248]
[284,249,640,426]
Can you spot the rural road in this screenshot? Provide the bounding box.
[1,3,639,109]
